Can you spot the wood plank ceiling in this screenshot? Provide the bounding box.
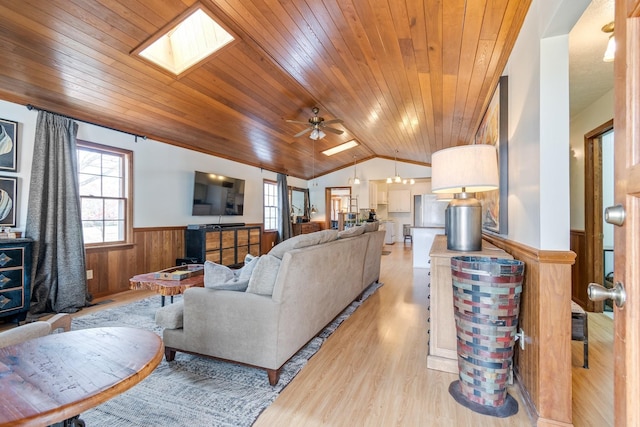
[0,0,531,179]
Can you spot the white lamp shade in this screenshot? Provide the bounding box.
[431,144,499,193]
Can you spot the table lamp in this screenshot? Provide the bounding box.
[431,144,499,251]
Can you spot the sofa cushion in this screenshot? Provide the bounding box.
[204,261,235,286]
[155,301,184,329]
[268,229,339,259]
[246,254,281,296]
[364,221,379,232]
[338,225,366,238]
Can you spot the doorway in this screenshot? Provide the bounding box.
[582,120,613,312]
[324,187,351,230]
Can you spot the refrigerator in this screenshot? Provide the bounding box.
[413,194,447,268]
[414,194,447,227]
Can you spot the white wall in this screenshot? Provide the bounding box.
[569,89,614,230]
[502,0,589,250]
[0,99,309,230]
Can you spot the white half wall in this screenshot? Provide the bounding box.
[502,0,589,250]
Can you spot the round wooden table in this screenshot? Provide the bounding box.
[0,327,163,426]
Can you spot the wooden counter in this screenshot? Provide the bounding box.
[427,234,513,373]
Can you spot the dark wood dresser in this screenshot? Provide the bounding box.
[292,222,321,236]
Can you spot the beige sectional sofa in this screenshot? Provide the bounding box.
[157,225,385,385]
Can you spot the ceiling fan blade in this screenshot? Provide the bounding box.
[294,127,312,137]
[286,119,309,125]
[323,127,344,135]
[323,118,343,125]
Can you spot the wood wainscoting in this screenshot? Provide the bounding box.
[85,227,186,299]
[86,225,266,299]
[483,234,576,427]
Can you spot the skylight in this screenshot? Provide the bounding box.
[322,140,359,156]
[137,7,234,76]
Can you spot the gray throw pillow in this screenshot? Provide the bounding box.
[204,261,234,286]
[246,254,281,296]
[238,254,259,281]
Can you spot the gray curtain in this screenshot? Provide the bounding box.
[277,173,292,242]
[26,111,90,314]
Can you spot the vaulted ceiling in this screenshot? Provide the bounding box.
[0,0,532,179]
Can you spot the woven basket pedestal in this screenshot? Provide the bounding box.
[448,256,524,418]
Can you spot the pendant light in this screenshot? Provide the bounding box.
[387,150,402,183]
[350,156,360,185]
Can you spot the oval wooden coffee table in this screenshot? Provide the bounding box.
[0,327,163,426]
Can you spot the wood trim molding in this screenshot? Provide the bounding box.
[482,233,575,427]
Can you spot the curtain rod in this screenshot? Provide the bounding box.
[26,104,147,142]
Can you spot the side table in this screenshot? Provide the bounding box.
[427,234,513,373]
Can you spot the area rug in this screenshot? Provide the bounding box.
[71,281,383,427]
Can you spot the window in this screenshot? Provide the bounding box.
[77,141,132,245]
[264,180,278,231]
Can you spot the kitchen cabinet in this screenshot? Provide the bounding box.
[378,191,388,205]
[388,189,411,212]
[369,182,378,208]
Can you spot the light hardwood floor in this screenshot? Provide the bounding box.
[0,243,613,426]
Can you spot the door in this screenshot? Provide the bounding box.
[612,1,640,424]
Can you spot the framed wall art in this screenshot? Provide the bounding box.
[0,118,17,172]
[0,176,16,227]
[475,75,508,234]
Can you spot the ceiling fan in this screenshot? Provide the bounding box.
[286,107,344,140]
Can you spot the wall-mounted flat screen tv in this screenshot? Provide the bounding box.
[192,171,245,216]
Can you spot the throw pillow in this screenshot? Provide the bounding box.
[203,261,235,287]
[237,254,259,281]
[338,225,366,239]
[246,254,281,296]
[364,221,379,232]
[268,229,339,259]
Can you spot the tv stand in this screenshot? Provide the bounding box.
[187,223,246,230]
[217,223,245,228]
[185,225,260,265]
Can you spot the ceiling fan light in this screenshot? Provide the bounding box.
[318,130,326,139]
[310,129,319,140]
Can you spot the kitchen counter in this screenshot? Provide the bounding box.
[411,226,445,268]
